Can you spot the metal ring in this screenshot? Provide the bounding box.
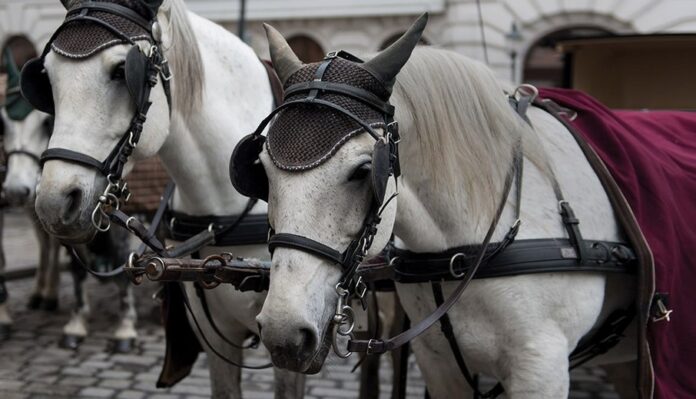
[332,329,352,359]
[336,306,355,336]
[125,216,137,232]
[449,253,466,279]
[335,282,349,297]
[91,203,111,232]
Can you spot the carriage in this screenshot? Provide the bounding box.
[6,0,696,398]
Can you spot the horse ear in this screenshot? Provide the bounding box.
[59,0,80,10]
[139,0,164,18]
[263,23,303,85]
[363,13,428,92]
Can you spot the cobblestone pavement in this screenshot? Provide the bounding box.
[0,210,621,398]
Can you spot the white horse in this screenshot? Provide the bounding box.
[33,0,304,397]
[1,109,63,314]
[254,19,638,398]
[1,100,141,351]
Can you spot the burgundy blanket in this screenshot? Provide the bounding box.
[538,88,696,398]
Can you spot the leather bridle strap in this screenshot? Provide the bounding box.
[6,149,41,164]
[268,233,344,265]
[348,144,520,354]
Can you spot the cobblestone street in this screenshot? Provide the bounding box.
[0,210,621,398]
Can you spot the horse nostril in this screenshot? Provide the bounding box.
[61,187,83,224]
[298,327,317,355]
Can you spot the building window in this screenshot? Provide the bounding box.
[0,35,38,73]
[287,35,324,63]
[523,27,610,88]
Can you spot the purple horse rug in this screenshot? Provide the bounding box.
[539,88,696,398]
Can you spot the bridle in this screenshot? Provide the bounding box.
[232,50,401,305]
[20,1,172,232]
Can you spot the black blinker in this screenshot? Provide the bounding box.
[20,58,54,115]
[230,134,269,201]
[371,139,391,205]
[125,47,150,109]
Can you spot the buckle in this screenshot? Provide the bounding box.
[366,339,381,354]
[325,51,338,59]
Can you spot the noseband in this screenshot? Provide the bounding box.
[20,1,172,231]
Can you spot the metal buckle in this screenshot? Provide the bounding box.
[652,297,673,322]
[325,51,338,59]
[366,339,379,355]
[449,253,466,279]
[513,83,539,102]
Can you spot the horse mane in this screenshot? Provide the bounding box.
[393,47,549,225]
[163,0,204,115]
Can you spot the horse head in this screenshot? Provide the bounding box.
[249,14,427,372]
[31,0,175,243]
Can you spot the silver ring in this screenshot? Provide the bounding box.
[449,253,466,279]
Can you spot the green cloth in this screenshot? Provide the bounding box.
[3,48,34,121]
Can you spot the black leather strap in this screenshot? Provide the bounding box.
[284,81,394,115]
[432,282,504,398]
[67,2,152,31]
[41,148,106,173]
[391,238,636,283]
[167,211,269,247]
[348,145,519,355]
[6,149,41,164]
[268,233,344,265]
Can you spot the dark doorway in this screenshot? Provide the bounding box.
[523,27,610,87]
[287,35,324,63]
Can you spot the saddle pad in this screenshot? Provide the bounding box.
[539,88,696,399]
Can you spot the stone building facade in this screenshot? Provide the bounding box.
[2,0,695,84]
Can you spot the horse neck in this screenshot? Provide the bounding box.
[389,92,517,253]
[158,12,272,216]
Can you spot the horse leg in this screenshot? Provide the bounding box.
[500,331,570,399]
[40,235,62,311]
[111,276,138,353]
[274,367,306,398]
[601,361,638,399]
[28,212,48,309]
[0,211,11,339]
[206,343,243,399]
[61,253,89,349]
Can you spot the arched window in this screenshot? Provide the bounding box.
[523,27,610,88]
[380,33,429,50]
[287,35,324,63]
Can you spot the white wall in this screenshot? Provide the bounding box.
[1,0,695,81]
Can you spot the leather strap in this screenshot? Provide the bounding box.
[432,282,504,398]
[348,145,519,354]
[391,238,636,283]
[6,149,41,164]
[268,233,343,265]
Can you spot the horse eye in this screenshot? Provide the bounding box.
[349,163,371,182]
[111,63,125,80]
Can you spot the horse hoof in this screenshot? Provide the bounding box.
[60,334,84,350]
[27,294,43,310]
[0,324,11,341]
[41,298,59,312]
[111,338,135,353]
